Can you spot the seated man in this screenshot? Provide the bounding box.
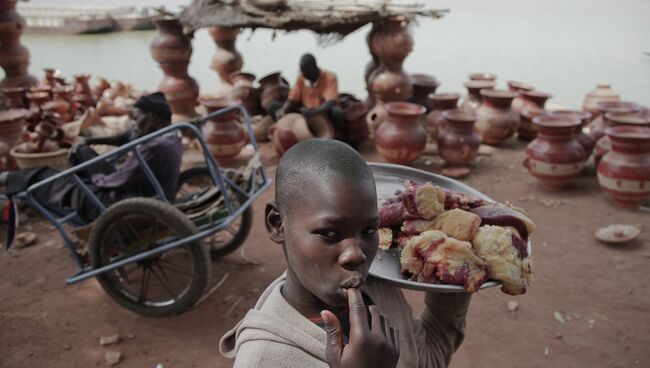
[275,53,346,136]
[220,139,471,367]
[0,92,182,224]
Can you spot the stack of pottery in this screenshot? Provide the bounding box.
[475,89,519,146]
[258,72,290,114]
[200,98,247,164]
[408,74,439,112]
[270,113,334,155]
[1,86,26,108]
[150,16,199,121]
[209,26,242,86]
[436,109,481,167]
[424,92,460,141]
[597,126,650,208]
[461,80,496,112]
[594,112,650,164]
[524,115,587,191]
[374,101,426,165]
[516,90,552,140]
[72,74,96,109]
[548,110,594,157]
[228,72,259,116]
[583,84,620,120]
[588,101,640,142]
[507,80,534,112]
[0,0,38,89]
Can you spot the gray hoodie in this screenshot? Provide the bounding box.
[220,274,471,367]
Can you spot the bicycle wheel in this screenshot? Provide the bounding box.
[175,166,253,259]
[89,198,211,318]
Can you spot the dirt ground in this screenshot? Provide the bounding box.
[1,139,648,368]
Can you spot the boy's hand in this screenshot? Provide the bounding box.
[321,288,400,368]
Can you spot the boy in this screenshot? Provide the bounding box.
[220,139,471,367]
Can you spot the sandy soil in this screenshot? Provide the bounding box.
[1,140,648,368]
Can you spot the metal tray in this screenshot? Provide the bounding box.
[368,162,531,293]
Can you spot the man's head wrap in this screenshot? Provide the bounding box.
[134,92,172,122]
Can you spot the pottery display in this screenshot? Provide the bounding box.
[469,73,497,82]
[208,26,243,85]
[151,17,199,120]
[408,73,439,112]
[508,80,535,112]
[424,92,460,141]
[258,72,290,113]
[594,112,650,164]
[0,0,38,89]
[461,80,495,112]
[72,74,96,109]
[270,113,334,155]
[200,98,247,164]
[524,115,587,191]
[518,107,545,141]
[1,86,25,108]
[0,108,28,148]
[475,89,519,146]
[588,101,641,142]
[583,84,620,120]
[548,110,594,156]
[374,101,426,165]
[597,126,650,208]
[228,71,259,116]
[436,109,481,166]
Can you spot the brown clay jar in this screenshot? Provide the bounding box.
[516,90,551,138]
[408,74,439,112]
[461,80,495,112]
[475,89,519,146]
[583,84,620,120]
[597,126,650,208]
[1,86,25,108]
[200,98,247,164]
[229,71,259,116]
[369,16,413,69]
[374,101,426,165]
[588,100,640,142]
[594,112,650,164]
[524,115,586,190]
[72,74,95,108]
[258,72,289,113]
[518,107,545,141]
[519,90,551,112]
[424,92,460,141]
[0,108,28,147]
[208,26,242,84]
[548,110,595,156]
[437,109,481,166]
[508,80,534,112]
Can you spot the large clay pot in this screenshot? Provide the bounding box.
[0,108,28,147]
[72,74,96,108]
[424,92,460,141]
[519,90,551,113]
[229,71,259,116]
[461,80,495,112]
[516,90,551,139]
[408,73,439,112]
[209,26,243,85]
[475,89,519,146]
[1,86,25,108]
[367,68,412,136]
[583,84,620,120]
[437,109,481,166]
[374,101,426,165]
[518,107,545,141]
[369,17,413,70]
[0,0,37,89]
[270,113,334,155]
[548,110,595,156]
[597,126,650,208]
[200,98,247,164]
[508,80,534,112]
[594,112,650,164]
[258,72,289,113]
[589,101,640,142]
[469,72,497,82]
[524,115,586,190]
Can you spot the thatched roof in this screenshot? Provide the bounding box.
[179,0,448,37]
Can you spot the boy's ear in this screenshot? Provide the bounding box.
[265,201,284,244]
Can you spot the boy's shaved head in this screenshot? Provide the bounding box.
[275,139,376,216]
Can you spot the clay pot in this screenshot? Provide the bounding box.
[270,113,334,155]
[369,17,413,69]
[548,110,594,156]
[72,74,95,108]
[461,80,495,112]
[597,126,650,208]
[93,77,110,100]
[374,101,426,165]
[228,71,259,115]
[508,80,535,112]
[469,73,497,82]
[339,93,369,146]
[475,89,519,146]
[408,73,439,112]
[589,101,641,142]
[0,1,38,89]
[524,115,587,191]
[258,72,290,112]
[209,26,243,85]
[516,90,551,138]
[437,109,481,166]
[0,108,28,147]
[26,91,49,108]
[200,98,247,163]
[252,115,273,142]
[594,112,650,164]
[1,86,25,108]
[518,107,545,141]
[371,68,413,104]
[151,17,192,64]
[583,84,620,120]
[424,92,460,141]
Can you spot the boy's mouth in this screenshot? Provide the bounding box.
[339,275,365,298]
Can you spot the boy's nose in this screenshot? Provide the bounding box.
[338,240,367,269]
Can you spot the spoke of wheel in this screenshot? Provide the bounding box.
[150,266,177,300]
[157,258,193,277]
[138,267,151,303]
[146,219,159,250]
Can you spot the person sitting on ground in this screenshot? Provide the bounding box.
[0,92,182,224]
[220,139,471,367]
[274,53,346,136]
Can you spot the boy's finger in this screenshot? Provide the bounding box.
[322,310,343,366]
[369,305,381,333]
[347,287,369,341]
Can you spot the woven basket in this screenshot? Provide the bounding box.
[10,148,70,170]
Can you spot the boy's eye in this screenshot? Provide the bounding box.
[363,227,378,236]
[314,229,340,242]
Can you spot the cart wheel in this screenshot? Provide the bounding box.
[89,198,211,318]
[175,166,253,259]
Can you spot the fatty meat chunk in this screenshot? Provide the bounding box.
[378,228,393,250]
[430,209,482,241]
[402,182,446,220]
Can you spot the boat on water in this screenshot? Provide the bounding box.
[17,4,155,35]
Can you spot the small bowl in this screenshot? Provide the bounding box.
[595,224,640,244]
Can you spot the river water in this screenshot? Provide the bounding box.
[15,0,650,108]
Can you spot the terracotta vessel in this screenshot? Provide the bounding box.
[200,98,247,163]
[339,93,369,147]
[594,112,650,164]
[524,115,587,191]
[374,101,426,165]
[516,90,551,139]
[597,126,650,208]
[0,0,37,89]
[589,101,640,142]
[508,80,535,112]
[469,72,497,82]
[437,109,481,166]
[364,22,381,107]
[518,108,545,141]
[1,86,25,108]
[475,89,519,146]
[270,113,335,155]
[461,80,495,112]
[367,68,413,136]
[72,74,95,108]
[151,17,199,120]
[548,110,594,156]
[424,92,460,141]
[209,26,243,85]
[228,71,259,116]
[0,108,28,147]
[258,72,289,113]
[369,16,413,70]
[583,84,620,120]
[408,73,439,112]
[519,90,551,112]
